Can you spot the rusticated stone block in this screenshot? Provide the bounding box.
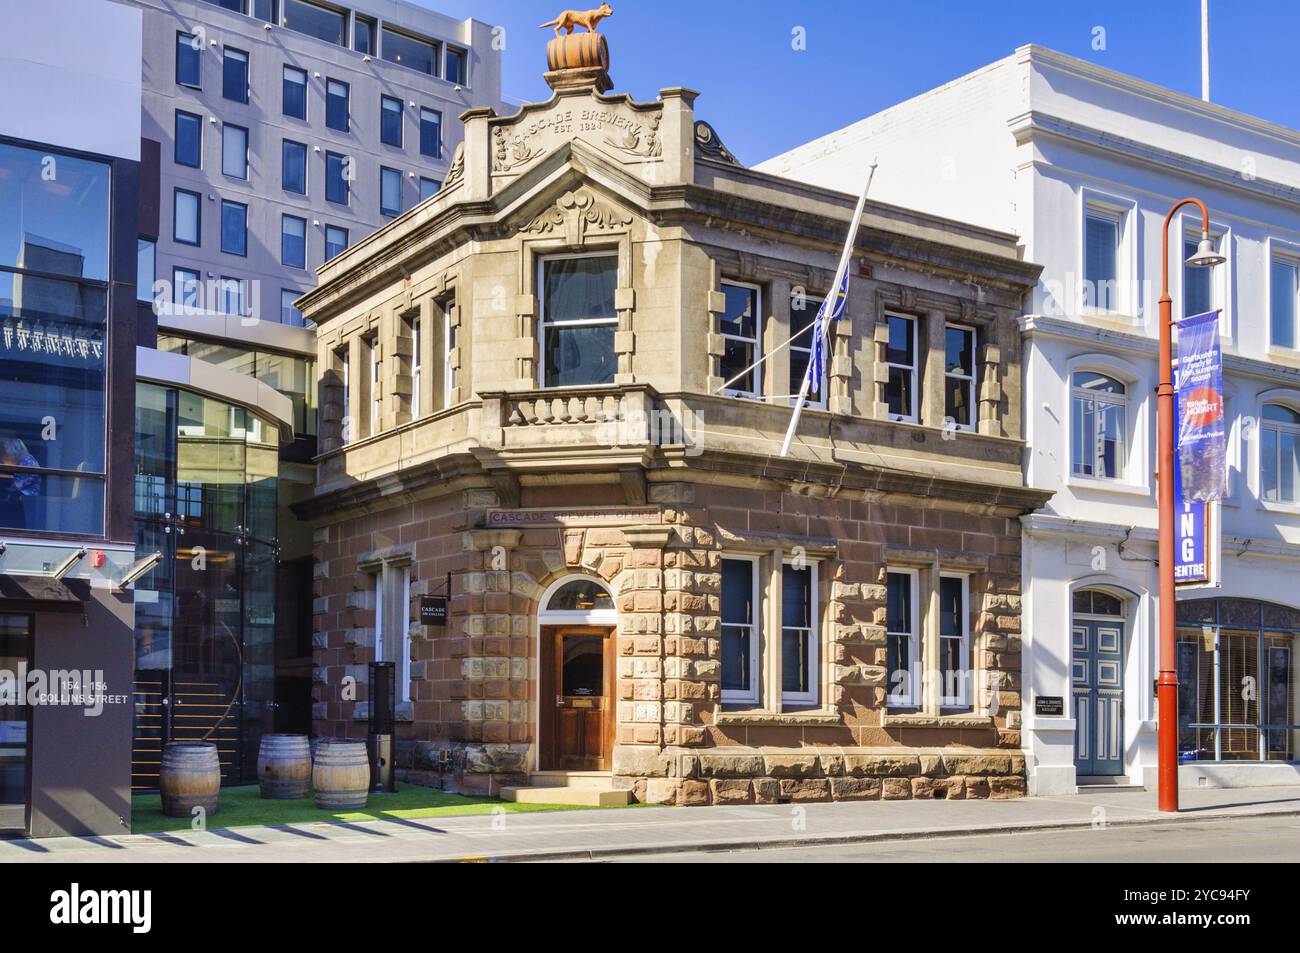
[911,777,938,799]
[678,780,710,806]
[709,779,753,804]
[643,778,679,805]
[753,778,780,804]
[989,776,1027,799]
[881,778,912,799]
[779,779,831,802]
[964,776,991,799]
[933,776,967,799]
[830,777,881,801]
[843,754,921,777]
[698,752,765,778]
[762,752,821,778]
[942,753,1013,776]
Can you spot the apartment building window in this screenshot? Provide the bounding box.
[788,291,824,406]
[326,79,349,131]
[884,313,917,421]
[174,267,200,311]
[886,570,918,708]
[1084,207,1122,312]
[382,26,438,76]
[1072,371,1127,481]
[281,0,346,46]
[251,0,276,24]
[944,323,976,431]
[282,139,307,194]
[419,177,440,202]
[222,47,249,104]
[939,574,971,709]
[539,255,618,387]
[419,108,442,159]
[219,276,247,317]
[781,562,819,706]
[1261,403,1300,504]
[1272,254,1299,350]
[721,557,760,705]
[380,167,402,217]
[281,214,306,268]
[325,151,349,205]
[281,289,304,327]
[220,199,247,256]
[445,47,467,85]
[353,15,376,55]
[176,32,202,88]
[174,111,202,168]
[282,66,307,120]
[719,282,761,398]
[174,188,201,246]
[324,225,348,260]
[137,239,156,303]
[222,124,249,179]
[381,96,403,147]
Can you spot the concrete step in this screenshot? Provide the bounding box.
[1078,783,1147,793]
[526,770,617,790]
[499,785,630,807]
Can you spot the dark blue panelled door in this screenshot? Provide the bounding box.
[1072,618,1125,776]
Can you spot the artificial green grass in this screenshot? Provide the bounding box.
[132,781,608,834]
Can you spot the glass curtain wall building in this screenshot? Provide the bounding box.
[134,382,279,785]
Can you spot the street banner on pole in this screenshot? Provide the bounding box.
[1173,358,1221,589]
[1175,309,1227,501]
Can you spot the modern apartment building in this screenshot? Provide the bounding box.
[762,45,1300,794]
[123,0,504,788]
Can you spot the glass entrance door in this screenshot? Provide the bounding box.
[0,614,31,832]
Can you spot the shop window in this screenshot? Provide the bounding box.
[884,313,917,422]
[1072,371,1127,481]
[718,282,761,398]
[539,255,617,388]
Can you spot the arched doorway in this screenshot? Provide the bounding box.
[537,576,617,773]
[1072,588,1127,777]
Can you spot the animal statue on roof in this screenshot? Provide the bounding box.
[539,3,613,36]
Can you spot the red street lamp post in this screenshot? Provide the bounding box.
[1156,199,1226,813]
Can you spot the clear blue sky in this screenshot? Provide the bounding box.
[417,0,1300,166]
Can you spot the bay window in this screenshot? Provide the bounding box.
[539,255,617,388]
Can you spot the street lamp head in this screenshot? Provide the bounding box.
[1186,234,1227,269]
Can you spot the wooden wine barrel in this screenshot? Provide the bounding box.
[257,734,311,800]
[312,739,370,810]
[546,32,609,72]
[159,742,220,818]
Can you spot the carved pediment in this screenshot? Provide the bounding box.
[490,94,665,178]
[694,120,740,166]
[521,188,633,244]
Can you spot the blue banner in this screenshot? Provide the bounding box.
[1175,310,1227,501]
[1172,370,1215,587]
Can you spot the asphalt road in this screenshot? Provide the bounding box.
[605,814,1300,863]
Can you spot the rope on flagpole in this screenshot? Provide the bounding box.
[778,158,878,458]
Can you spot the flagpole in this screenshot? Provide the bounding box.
[778,159,877,457]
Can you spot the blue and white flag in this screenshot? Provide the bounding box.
[808,268,849,390]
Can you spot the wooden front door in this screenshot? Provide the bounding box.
[542,626,613,771]
[1072,618,1125,776]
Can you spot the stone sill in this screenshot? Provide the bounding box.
[715,709,843,727]
[882,713,995,729]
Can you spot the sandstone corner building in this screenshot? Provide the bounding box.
[295,39,1051,804]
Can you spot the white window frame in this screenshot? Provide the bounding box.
[788,289,826,409]
[1260,399,1300,506]
[720,554,761,706]
[938,572,971,710]
[1071,370,1129,482]
[884,311,918,423]
[780,559,820,707]
[443,302,456,406]
[944,322,977,432]
[1079,191,1137,319]
[1269,242,1300,352]
[373,568,412,704]
[366,333,380,434]
[221,123,249,180]
[411,315,422,419]
[719,280,763,400]
[536,251,619,389]
[886,568,919,708]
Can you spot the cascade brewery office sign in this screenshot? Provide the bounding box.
[486,507,660,527]
[420,596,447,627]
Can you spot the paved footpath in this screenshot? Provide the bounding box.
[4,785,1300,863]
